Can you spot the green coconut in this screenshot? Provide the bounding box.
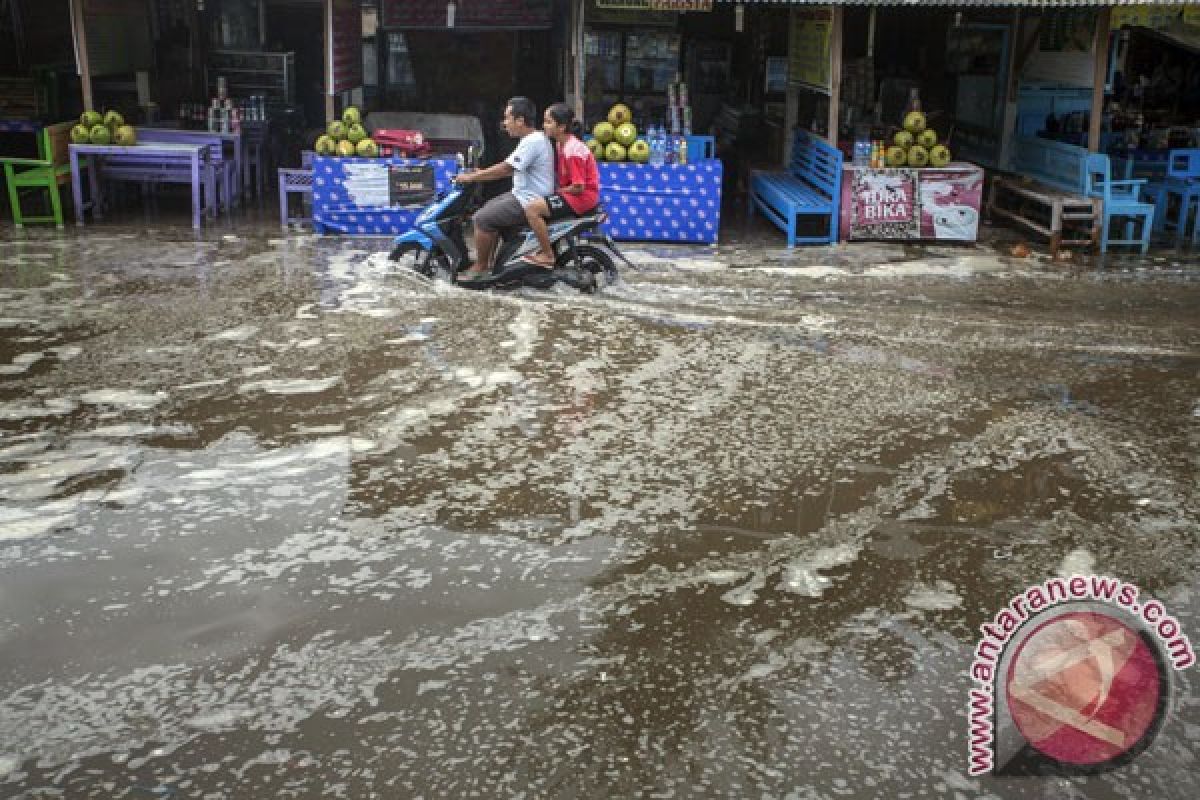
[89,124,112,145]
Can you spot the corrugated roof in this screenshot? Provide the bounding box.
[716,2,1186,6]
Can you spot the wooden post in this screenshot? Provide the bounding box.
[324,0,336,124]
[998,8,1022,169]
[827,5,843,147]
[572,0,584,121]
[783,8,798,166]
[1088,7,1112,153]
[69,0,93,111]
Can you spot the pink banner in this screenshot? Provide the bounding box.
[840,164,984,241]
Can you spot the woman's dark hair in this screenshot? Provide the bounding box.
[545,102,583,136]
[506,96,538,127]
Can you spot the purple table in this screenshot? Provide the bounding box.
[138,128,243,205]
[69,142,209,229]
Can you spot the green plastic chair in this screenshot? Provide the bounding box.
[1,121,79,227]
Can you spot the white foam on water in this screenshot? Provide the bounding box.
[0,352,43,375]
[0,398,77,421]
[0,508,76,541]
[205,324,260,342]
[73,424,190,439]
[238,377,341,395]
[177,379,228,390]
[79,390,166,410]
[48,345,82,360]
[779,543,861,598]
[903,580,963,611]
[1057,548,1096,578]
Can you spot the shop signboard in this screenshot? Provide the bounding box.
[381,0,553,29]
[841,165,983,242]
[596,1,712,10]
[328,0,363,94]
[1112,4,1196,31]
[789,7,832,91]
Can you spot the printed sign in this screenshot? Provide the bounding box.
[918,169,983,241]
[341,162,390,208]
[389,164,436,207]
[596,1,712,10]
[841,165,983,241]
[849,169,919,239]
[789,7,832,90]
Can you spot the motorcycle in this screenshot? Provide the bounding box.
[389,147,632,292]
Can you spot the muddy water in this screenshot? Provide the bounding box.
[1,229,1197,798]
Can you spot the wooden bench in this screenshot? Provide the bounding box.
[989,137,1100,257]
[749,130,842,246]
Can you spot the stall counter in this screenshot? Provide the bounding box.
[598,159,723,245]
[312,155,456,235]
[838,162,984,242]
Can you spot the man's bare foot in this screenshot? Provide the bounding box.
[522,251,556,268]
[457,263,490,281]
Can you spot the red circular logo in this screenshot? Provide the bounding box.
[1005,611,1164,766]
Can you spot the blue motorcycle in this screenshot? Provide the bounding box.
[389,149,630,292]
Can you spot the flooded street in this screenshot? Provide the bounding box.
[1,228,1197,798]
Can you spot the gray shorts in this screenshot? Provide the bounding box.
[473,193,527,233]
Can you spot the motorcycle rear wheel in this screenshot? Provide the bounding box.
[573,244,618,286]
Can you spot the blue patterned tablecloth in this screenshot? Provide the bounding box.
[597,159,722,244]
[312,156,456,235]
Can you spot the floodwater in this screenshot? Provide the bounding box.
[1,226,1197,799]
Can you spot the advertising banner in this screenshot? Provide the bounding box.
[789,7,832,91]
[840,165,984,241]
[328,0,363,94]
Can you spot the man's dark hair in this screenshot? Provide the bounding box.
[506,96,537,127]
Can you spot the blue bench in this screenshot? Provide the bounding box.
[989,137,1100,257]
[749,130,842,246]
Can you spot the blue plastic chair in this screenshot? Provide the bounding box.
[1084,153,1154,254]
[1142,149,1200,247]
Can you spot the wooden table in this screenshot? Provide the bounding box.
[69,142,210,229]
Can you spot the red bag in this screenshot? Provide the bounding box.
[373,129,433,158]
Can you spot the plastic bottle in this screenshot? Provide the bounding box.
[678,135,688,166]
[649,124,663,167]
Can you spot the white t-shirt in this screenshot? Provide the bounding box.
[505,131,555,208]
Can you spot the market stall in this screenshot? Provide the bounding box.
[311,155,455,235]
[598,158,723,244]
[838,162,984,242]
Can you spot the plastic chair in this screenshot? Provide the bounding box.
[0,122,80,227]
[1142,149,1200,246]
[277,150,314,228]
[1084,153,1155,254]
